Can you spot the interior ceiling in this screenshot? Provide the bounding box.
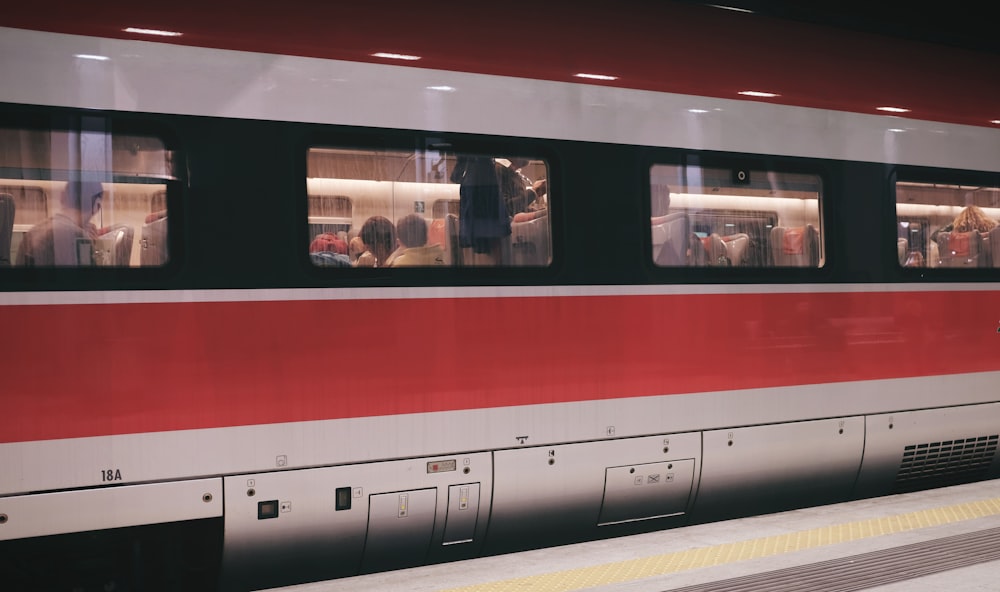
[681,1,1000,55]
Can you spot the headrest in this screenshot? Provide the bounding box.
[782,227,805,255]
[145,210,168,224]
[948,231,972,256]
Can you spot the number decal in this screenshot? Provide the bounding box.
[101,469,123,482]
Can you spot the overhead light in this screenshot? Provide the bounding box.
[877,106,911,113]
[688,109,709,113]
[74,54,109,61]
[708,4,754,13]
[574,73,618,81]
[123,27,182,37]
[991,120,1000,125]
[372,52,421,61]
[738,90,780,98]
[888,128,906,133]
[426,85,456,92]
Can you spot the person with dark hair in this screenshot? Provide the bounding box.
[450,155,510,262]
[385,214,445,266]
[353,215,396,267]
[17,179,103,266]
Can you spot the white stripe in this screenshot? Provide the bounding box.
[1,282,998,306]
[1,28,999,172]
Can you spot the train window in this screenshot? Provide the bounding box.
[896,181,1000,268]
[650,165,824,268]
[0,126,173,268]
[307,147,551,267]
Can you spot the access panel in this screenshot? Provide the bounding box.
[486,432,700,554]
[693,417,864,520]
[599,460,695,525]
[220,452,492,591]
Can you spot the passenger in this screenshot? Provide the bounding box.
[499,158,535,215]
[308,232,350,266]
[526,178,548,212]
[384,214,445,266]
[931,205,998,239]
[451,155,510,261]
[353,216,396,267]
[16,179,103,266]
[951,205,997,233]
[348,236,366,263]
[309,232,348,255]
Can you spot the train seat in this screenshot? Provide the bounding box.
[0,192,13,266]
[140,210,168,266]
[689,233,728,266]
[94,224,135,266]
[427,217,454,265]
[702,233,729,266]
[721,233,750,266]
[651,212,688,266]
[770,225,819,266]
[988,227,1000,268]
[510,209,550,266]
[936,230,983,267]
[897,238,908,265]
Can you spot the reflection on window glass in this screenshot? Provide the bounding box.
[896,181,1000,268]
[650,164,824,268]
[306,147,551,267]
[0,127,172,268]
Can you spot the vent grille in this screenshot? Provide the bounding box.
[894,434,998,492]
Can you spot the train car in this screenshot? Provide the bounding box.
[2,1,1000,590]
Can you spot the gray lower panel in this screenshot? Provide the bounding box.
[856,403,1000,498]
[443,483,480,544]
[362,489,437,573]
[0,478,221,540]
[220,452,492,591]
[599,460,696,525]
[486,433,700,553]
[693,417,864,520]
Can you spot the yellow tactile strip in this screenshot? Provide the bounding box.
[441,496,1000,592]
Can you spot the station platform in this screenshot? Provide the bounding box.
[272,479,1000,592]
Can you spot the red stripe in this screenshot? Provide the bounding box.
[2,2,999,129]
[1,290,998,443]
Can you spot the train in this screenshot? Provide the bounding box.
[2,1,1000,590]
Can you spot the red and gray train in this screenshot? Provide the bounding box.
[2,2,1000,590]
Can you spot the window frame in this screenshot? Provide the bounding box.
[300,128,561,281]
[643,150,833,280]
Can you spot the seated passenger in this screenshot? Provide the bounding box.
[308,231,351,266]
[309,232,348,255]
[348,236,366,264]
[526,178,548,212]
[385,214,445,266]
[17,179,103,266]
[353,216,396,267]
[931,205,998,239]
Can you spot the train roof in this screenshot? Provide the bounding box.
[1,0,999,130]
